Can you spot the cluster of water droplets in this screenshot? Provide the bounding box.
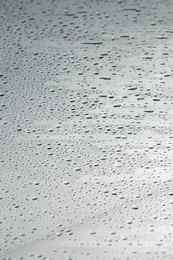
[1,0,173,259]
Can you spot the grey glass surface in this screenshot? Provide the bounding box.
[0,0,173,259]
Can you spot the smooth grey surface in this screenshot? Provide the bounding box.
[1,0,173,259]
